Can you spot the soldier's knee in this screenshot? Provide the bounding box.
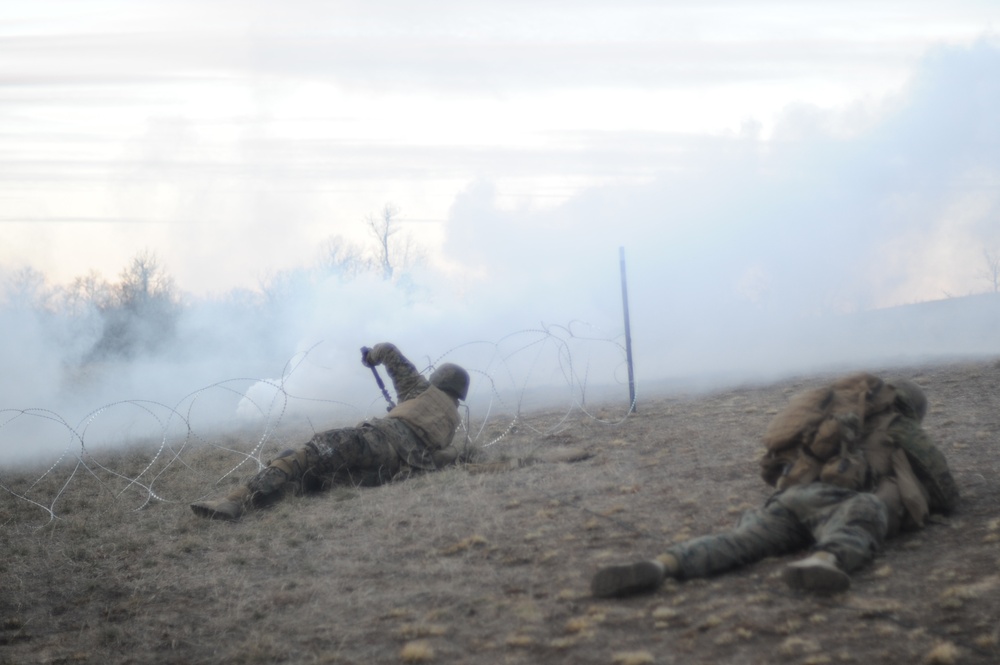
[850,492,890,531]
[773,482,856,513]
[269,447,310,477]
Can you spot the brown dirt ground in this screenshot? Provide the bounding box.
[1,358,998,665]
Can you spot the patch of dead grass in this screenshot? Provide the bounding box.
[3,362,1000,664]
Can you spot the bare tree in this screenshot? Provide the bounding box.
[366,204,424,279]
[61,270,112,315]
[2,267,50,310]
[982,248,1000,293]
[319,204,423,284]
[114,249,176,310]
[367,204,401,280]
[87,250,180,361]
[320,235,368,279]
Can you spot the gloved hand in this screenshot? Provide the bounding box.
[360,346,374,367]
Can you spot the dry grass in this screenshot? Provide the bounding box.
[2,359,999,664]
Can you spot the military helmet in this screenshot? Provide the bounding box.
[430,363,470,401]
[890,378,927,422]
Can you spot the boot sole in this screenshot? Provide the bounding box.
[190,501,242,521]
[591,561,664,598]
[782,561,850,593]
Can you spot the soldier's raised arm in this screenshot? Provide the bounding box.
[362,343,430,402]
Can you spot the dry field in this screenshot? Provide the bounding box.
[1,358,999,664]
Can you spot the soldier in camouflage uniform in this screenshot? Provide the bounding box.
[591,373,958,597]
[191,343,470,520]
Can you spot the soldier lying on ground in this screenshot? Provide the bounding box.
[591,373,959,596]
[191,342,470,520]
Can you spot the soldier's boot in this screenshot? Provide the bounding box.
[591,553,679,598]
[782,551,850,593]
[190,449,306,521]
[190,486,252,521]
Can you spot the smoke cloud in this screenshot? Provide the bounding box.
[3,40,1000,465]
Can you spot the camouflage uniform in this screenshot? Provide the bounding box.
[192,343,468,519]
[665,483,888,580]
[592,373,957,597]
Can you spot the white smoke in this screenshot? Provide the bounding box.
[3,41,1000,465]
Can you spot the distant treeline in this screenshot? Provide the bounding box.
[0,206,422,370]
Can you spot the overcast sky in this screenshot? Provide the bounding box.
[4,1,998,297]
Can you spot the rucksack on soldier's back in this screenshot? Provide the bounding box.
[758,373,959,515]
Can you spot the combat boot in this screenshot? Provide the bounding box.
[591,553,679,598]
[190,486,252,521]
[782,551,850,593]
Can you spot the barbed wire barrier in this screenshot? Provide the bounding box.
[0,323,638,529]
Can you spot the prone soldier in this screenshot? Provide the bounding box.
[591,373,959,596]
[191,342,470,520]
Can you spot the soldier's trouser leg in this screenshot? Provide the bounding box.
[666,499,810,579]
[775,483,889,573]
[592,497,808,596]
[192,426,404,520]
[247,425,403,498]
[300,425,402,486]
[592,483,890,595]
[666,483,888,580]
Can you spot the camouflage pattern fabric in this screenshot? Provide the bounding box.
[365,343,433,403]
[305,422,406,487]
[665,483,889,579]
[245,423,404,499]
[243,343,462,502]
[759,373,957,525]
[759,373,894,489]
[365,342,462,468]
[639,374,953,585]
[887,415,959,514]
